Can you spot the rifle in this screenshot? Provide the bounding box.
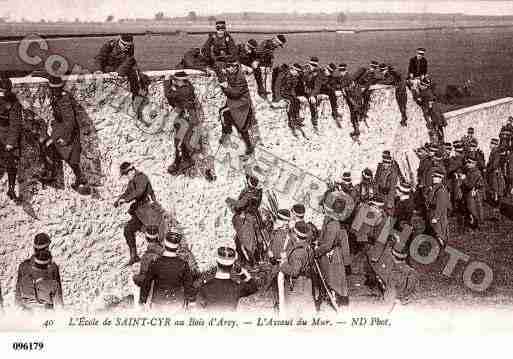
[312,256,339,313]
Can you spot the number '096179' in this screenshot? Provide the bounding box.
[12,342,44,351]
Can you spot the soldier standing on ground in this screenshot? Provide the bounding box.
[0,77,22,202]
[197,247,258,312]
[15,248,63,311]
[487,138,506,221]
[42,75,89,193]
[374,151,400,216]
[218,56,257,158]
[462,157,485,230]
[425,171,451,247]
[114,162,159,266]
[226,173,263,267]
[139,232,195,310]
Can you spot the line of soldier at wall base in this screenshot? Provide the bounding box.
[5,118,513,314]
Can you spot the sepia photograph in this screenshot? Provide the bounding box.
[0,0,513,354]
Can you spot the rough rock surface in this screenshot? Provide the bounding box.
[1,71,512,311]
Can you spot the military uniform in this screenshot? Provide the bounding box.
[302,58,326,130]
[278,66,304,134]
[354,169,376,206]
[201,32,237,66]
[117,167,160,264]
[0,85,22,200]
[380,65,408,126]
[95,37,146,95]
[227,180,263,266]
[256,38,282,97]
[374,158,400,214]
[44,83,86,188]
[197,272,257,312]
[316,215,349,304]
[462,162,485,229]
[133,242,163,288]
[220,62,256,156]
[418,85,446,143]
[487,142,507,218]
[165,75,202,175]
[353,63,382,119]
[177,48,209,71]
[408,55,428,79]
[15,254,63,311]
[425,178,451,247]
[139,253,195,309]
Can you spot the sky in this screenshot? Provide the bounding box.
[2,0,513,21]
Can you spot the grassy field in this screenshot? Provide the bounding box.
[1,26,512,105]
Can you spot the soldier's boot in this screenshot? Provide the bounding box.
[400,113,408,127]
[70,164,90,195]
[6,170,18,202]
[309,100,319,133]
[240,131,254,156]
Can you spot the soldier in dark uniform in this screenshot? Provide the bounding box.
[133,225,163,289]
[290,203,318,246]
[139,233,195,310]
[467,139,486,174]
[407,47,428,99]
[487,139,506,220]
[197,247,257,312]
[418,76,446,143]
[447,142,467,231]
[461,127,477,150]
[226,173,263,267]
[218,57,256,157]
[176,48,209,71]
[316,192,351,307]
[500,116,513,150]
[393,181,416,251]
[374,151,400,216]
[114,162,158,266]
[236,39,258,73]
[201,20,237,77]
[15,249,63,311]
[354,168,375,206]
[353,60,381,120]
[278,63,305,137]
[334,63,364,137]
[0,77,22,201]
[425,171,451,247]
[379,64,408,126]
[41,76,88,192]
[268,209,293,265]
[462,157,485,230]
[302,57,327,132]
[318,63,340,125]
[166,72,204,177]
[95,34,148,97]
[257,34,286,99]
[278,222,316,316]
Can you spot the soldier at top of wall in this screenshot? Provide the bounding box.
[256,34,286,99]
[218,56,257,158]
[94,34,149,98]
[378,63,408,126]
[0,77,22,202]
[201,20,237,78]
[196,246,258,312]
[407,47,428,98]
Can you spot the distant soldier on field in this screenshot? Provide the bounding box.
[114,162,162,266]
[0,77,22,202]
[218,56,256,157]
[165,71,215,181]
[379,64,408,126]
[15,248,63,311]
[487,138,506,221]
[226,173,263,267]
[139,232,195,310]
[94,34,149,98]
[257,34,286,99]
[197,247,258,312]
[407,47,428,99]
[40,76,89,194]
